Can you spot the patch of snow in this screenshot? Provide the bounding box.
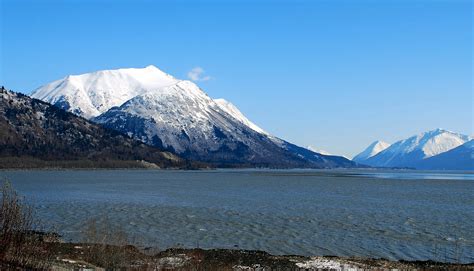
[295,258,358,270]
[158,256,188,268]
[35,111,45,120]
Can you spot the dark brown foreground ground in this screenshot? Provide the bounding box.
[2,241,473,270]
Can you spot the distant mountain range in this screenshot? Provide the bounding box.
[6,65,470,170]
[30,66,357,168]
[353,129,473,170]
[0,88,190,169]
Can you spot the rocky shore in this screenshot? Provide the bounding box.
[3,240,473,270]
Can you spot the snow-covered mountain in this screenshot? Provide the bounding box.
[92,80,270,159]
[352,140,390,163]
[364,129,472,168]
[31,65,178,119]
[416,140,474,170]
[31,66,357,168]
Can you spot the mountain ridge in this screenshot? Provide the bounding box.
[353,140,391,163]
[30,66,358,168]
[364,129,471,168]
[0,87,194,169]
[31,65,179,118]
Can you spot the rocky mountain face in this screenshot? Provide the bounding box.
[31,66,358,168]
[0,87,189,169]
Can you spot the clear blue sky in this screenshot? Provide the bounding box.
[1,0,472,157]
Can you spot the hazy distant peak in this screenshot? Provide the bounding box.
[352,140,390,163]
[393,129,471,158]
[363,129,472,168]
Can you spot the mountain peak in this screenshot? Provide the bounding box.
[364,129,472,168]
[419,128,466,139]
[137,65,172,76]
[352,140,390,163]
[31,66,179,119]
[424,128,449,136]
[370,140,389,147]
[145,64,158,69]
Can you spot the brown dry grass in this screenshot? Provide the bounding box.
[0,180,53,269]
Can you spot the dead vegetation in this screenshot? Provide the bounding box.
[81,216,151,268]
[0,180,55,269]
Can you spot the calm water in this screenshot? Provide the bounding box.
[2,169,473,263]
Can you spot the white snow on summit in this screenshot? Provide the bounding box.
[365,129,472,167]
[385,129,470,159]
[31,65,178,119]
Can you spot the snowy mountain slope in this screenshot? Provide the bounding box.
[212,100,355,166]
[352,140,390,163]
[211,100,355,165]
[416,140,474,170]
[31,66,358,168]
[307,146,332,155]
[365,129,472,168]
[93,80,250,155]
[31,65,178,118]
[91,80,355,167]
[214,98,268,135]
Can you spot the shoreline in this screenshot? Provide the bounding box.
[2,166,473,173]
[5,240,473,270]
[3,229,473,270]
